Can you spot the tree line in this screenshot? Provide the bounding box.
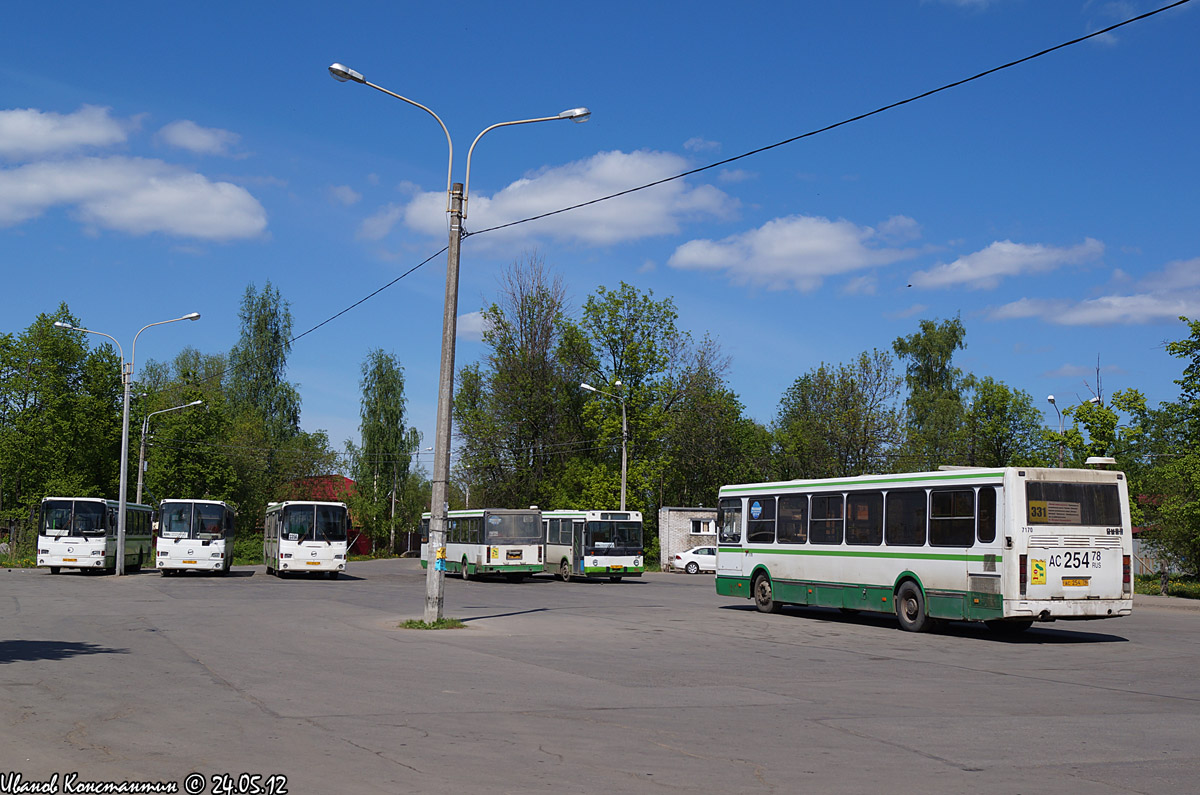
[3,259,1198,573]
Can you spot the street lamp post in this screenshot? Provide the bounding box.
[1047,395,1063,467]
[329,62,589,622]
[53,313,200,575]
[136,399,204,504]
[580,381,627,511]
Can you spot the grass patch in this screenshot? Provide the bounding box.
[1134,573,1200,599]
[400,617,467,630]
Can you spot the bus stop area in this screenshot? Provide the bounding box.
[3,558,1199,794]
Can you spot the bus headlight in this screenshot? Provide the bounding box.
[211,552,222,558]
[91,549,105,556]
[281,553,292,559]
[333,554,344,560]
[39,549,49,554]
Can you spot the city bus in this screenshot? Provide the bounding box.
[263,500,349,579]
[420,508,543,581]
[36,496,154,574]
[715,466,1133,633]
[156,499,236,576]
[543,509,644,582]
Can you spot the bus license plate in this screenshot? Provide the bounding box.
[306,561,321,566]
[1062,577,1089,587]
[63,558,77,562]
[609,566,624,572]
[183,560,198,565]
[506,550,522,560]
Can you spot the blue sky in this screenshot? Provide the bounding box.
[3,0,1198,465]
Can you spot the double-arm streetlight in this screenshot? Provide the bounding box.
[1047,394,1101,468]
[329,62,589,622]
[580,381,627,510]
[136,399,203,503]
[54,313,200,574]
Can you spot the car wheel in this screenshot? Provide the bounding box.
[685,561,699,574]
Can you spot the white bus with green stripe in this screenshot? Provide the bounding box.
[715,466,1132,633]
[420,508,544,581]
[543,510,644,582]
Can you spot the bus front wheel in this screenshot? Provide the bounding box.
[49,567,60,575]
[896,581,933,633]
[753,573,781,614]
[558,560,572,582]
[461,559,472,581]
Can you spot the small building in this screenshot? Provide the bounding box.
[657,506,717,572]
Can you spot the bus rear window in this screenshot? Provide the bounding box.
[1025,482,1121,526]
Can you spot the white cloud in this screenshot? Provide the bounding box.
[158,120,241,156]
[0,105,129,159]
[367,149,736,249]
[667,214,920,292]
[717,168,756,184]
[1138,257,1200,291]
[1042,363,1126,379]
[842,275,877,295]
[877,215,922,243]
[910,238,1104,290]
[889,303,929,319]
[0,156,267,240]
[990,292,1200,326]
[684,137,720,153]
[329,185,362,206]
[457,311,488,342]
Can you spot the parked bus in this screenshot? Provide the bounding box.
[156,499,236,576]
[420,508,543,581]
[543,509,644,582]
[36,496,153,574]
[715,466,1133,633]
[263,500,349,579]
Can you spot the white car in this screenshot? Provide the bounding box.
[672,546,716,574]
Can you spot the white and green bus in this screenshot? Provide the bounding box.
[715,466,1133,633]
[156,499,236,576]
[263,500,349,579]
[543,509,644,582]
[36,497,154,574]
[420,508,543,581]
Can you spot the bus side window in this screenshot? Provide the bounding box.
[777,495,807,544]
[746,497,776,544]
[886,490,927,546]
[977,487,996,543]
[718,498,742,545]
[846,492,883,545]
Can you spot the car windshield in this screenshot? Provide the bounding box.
[587,521,642,555]
[41,500,107,537]
[484,512,541,543]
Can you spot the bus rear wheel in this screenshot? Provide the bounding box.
[753,573,781,614]
[49,567,60,575]
[896,581,933,633]
[461,559,472,581]
[558,560,571,582]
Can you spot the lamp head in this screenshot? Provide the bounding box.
[189,400,204,407]
[558,107,591,123]
[1047,395,1056,405]
[183,312,201,321]
[328,63,365,84]
[580,382,596,393]
[53,321,74,330]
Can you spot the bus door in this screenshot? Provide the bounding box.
[965,486,1003,619]
[572,520,585,575]
[716,498,745,579]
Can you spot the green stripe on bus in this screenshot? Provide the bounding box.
[728,547,1001,563]
[719,470,1004,495]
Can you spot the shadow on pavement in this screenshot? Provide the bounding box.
[0,640,130,664]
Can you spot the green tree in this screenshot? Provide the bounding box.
[1141,317,1200,574]
[350,349,416,552]
[774,349,903,479]
[893,315,969,469]
[962,377,1053,467]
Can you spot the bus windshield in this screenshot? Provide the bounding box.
[587,520,642,554]
[282,504,346,542]
[484,513,541,543]
[41,500,107,537]
[160,503,193,539]
[1026,482,1122,527]
[194,503,227,540]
